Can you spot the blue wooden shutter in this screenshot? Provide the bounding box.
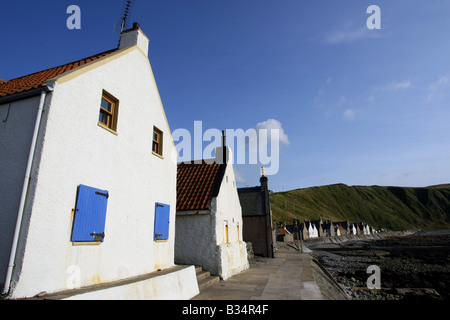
[71,184,109,242]
[154,203,170,241]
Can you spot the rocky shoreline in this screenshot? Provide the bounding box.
[306,230,450,300]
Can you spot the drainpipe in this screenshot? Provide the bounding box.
[2,86,53,296]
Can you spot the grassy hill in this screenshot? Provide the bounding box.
[270,184,450,231]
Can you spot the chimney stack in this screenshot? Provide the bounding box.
[119,22,149,56]
[222,131,226,165]
[260,169,268,194]
[215,131,231,165]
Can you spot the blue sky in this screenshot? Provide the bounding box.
[1,1,450,191]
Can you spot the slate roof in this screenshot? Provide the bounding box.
[176,161,226,211]
[0,48,118,98]
[237,186,264,216]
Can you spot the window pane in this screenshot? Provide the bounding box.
[101,98,112,112]
[99,111,108,125]
[152,127,163,156]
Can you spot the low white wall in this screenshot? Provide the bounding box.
[64,265,199,300]
[217,241,249,280]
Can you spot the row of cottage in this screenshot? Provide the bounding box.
[0,24,274,300]
[278,219,377,241]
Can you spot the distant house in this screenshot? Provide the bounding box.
[321,221,335,237]
[237,170,275,258]
[0,24,198,299]
[350,223,358,235]
[277,226,293,242]
[175,144,249,280]
[302,221,310,240]
[358,223,365,235]
[306,218,323,238]
[335,225,344,236]
[360,223,371,235]
[285,222,302,241]
[355,222,371,235]
[333,221,350,236]
[309,222,318,238]
[301,220,319,239]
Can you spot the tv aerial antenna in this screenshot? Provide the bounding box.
[114,0,136,36]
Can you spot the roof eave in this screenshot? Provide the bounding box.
[0,84,54,104]
[48,46,136,86]
[176,209,211,216]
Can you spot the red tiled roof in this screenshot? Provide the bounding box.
[278,228,291,235]
[177,161,225,211]
[0,48,118,98]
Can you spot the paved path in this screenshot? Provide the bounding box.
[192,243,326,300]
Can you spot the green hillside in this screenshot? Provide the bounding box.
[270,184,450,231]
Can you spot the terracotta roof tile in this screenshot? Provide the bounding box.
[0,48,118,98]
[177,161,225,211]
[278,228,291,235]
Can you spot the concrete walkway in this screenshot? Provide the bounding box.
[192,243,326,300]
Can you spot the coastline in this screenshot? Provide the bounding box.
[304,230,450,300]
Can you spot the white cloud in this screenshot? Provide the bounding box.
[325,27,381,44]
[384,80,411,91]
[233,167,247,185]
[255,119,290,146]
[343,108,356,121]
[368,80,411,102]
[427,75,449,102]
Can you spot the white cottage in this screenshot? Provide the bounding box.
[0,23,198,299]
[350,223,357,235]
[175,145,249,280]
[309,223,318,238]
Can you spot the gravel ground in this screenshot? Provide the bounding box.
[309,231,450,300]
